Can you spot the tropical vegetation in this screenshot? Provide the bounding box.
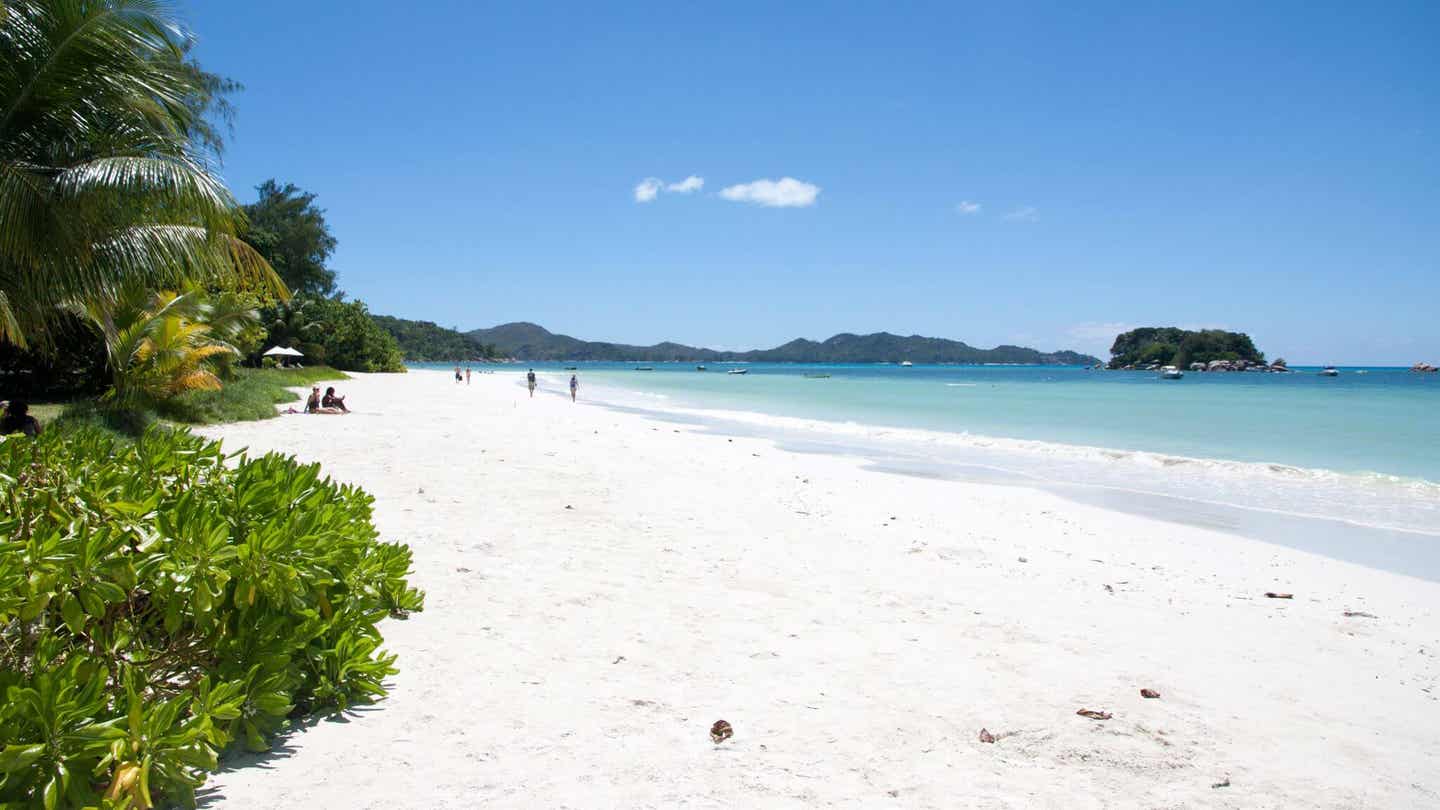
[1,2,411,419]
[1,6,423,808]
[0,0,281,349]
[240,181,339,297]
[1107,327,1266,369]
[373,315,499,362]
[0,426,423,808]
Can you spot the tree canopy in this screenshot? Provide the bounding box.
[241,180,339,297]
[0,0,281,347]
[373,315,497,361]
[1108,327,1265,369]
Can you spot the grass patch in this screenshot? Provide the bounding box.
[26,401,69,426]
[52,399,154,438]
[155,365,348,424]
[13,367,348,439]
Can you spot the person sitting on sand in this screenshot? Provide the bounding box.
[304,386,345,414]
[0,400,42,437]
[321,386,350,412]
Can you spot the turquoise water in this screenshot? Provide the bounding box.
[434,362,1440,478]
[420,362,1440,539]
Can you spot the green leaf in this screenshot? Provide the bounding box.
[42,774,59,810]
[61,594,86,635]
[20,593,51,621]
[0,743,45,772]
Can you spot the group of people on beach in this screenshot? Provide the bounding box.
[303,386,349,415]
[526,368,580,402]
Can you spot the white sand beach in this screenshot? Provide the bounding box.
[196,370,1440,809]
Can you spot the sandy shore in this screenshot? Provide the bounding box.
[195,369,1439,809]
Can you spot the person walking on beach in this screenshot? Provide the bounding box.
[526,369,537,398]
[569,373,579,402]
[454,364,463,383]
[465,367,472,385]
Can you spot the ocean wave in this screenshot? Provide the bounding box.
[650,404,1440,496]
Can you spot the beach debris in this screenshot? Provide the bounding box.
[613,655,625,664]
[1104,584,1115,594]
[710,720,734,744]
[564,504,574,510]
[1017,556,1028,563]
[455,566,471,573]
[1265,592,1294,599]
[978,728,997,743]
[1140,688,1161,699]
[887,789,900,798]
[417,487,425,494]
[1076,709,1112,721]
[1343,610,1378,618]
[1212,776,1231,789]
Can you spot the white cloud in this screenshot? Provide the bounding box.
[719,177,821,208]
[633,178,663,203]
[955,200,981,215]
[667,175,704,193]
[1003,205,1038,222]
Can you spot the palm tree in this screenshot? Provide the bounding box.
[72,284,242,408]
[0,0,283,348]
[264,297,323,349]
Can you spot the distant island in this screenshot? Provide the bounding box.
[462,322,1101,365]
[1107,327,1268,370]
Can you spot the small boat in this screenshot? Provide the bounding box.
[727,368,749,375]
[696,365,706,371]
[803,373,831,379]
[634,366,654,371]
[899,361,913,367]
[564,366,577,370]
[1160,365,1184,380]
[1319,365,1339,377]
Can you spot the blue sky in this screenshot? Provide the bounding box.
[185,1,1437,364]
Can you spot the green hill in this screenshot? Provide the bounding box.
[465,322,1100,365]
[373,315,498,361]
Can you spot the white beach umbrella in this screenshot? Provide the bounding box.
[262,345,304,357]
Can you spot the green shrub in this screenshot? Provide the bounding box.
[0,426,423,808]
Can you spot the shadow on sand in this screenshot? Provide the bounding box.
[194,698,388,808]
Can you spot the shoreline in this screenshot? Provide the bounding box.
[195,369,1440,808]
[530,370,1440,563]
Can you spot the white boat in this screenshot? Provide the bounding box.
[1160,365,1184,379]
[1319,365,1339,377]
[899,361,913,367]
[727,368,748,375]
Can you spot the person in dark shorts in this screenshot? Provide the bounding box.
[527,369,537,398]
[569,374,579,402]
